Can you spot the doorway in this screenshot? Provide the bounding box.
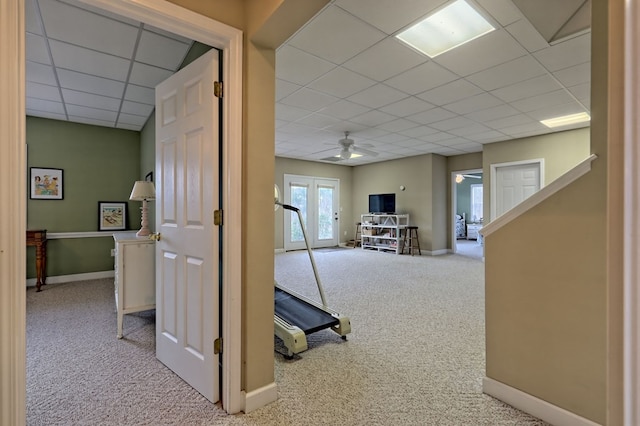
[452,169,483,256]
[283,174,340,251]
[490,159,543,220]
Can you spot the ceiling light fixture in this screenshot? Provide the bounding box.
[395,0,495,58]
[540,112,591,128]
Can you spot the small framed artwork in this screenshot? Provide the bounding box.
[98,202,127,231]
[30,167,63,200]
[145,171,153,182]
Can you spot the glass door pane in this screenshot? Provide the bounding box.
[290,184,307,243]
[317,186,333,240]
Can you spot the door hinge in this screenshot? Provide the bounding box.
[214,209,223,226]
[213,81,223,98]
[214,337,223,354]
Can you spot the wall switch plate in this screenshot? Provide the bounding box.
[110,249,115,257]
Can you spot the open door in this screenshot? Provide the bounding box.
[155,49,220,402]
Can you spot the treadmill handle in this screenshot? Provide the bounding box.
[276,202,299,212]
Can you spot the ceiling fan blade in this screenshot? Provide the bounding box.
[352,145,378,157]
[462,174,482,178]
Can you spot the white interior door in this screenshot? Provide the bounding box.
[491,160,542,220]
[155,49,219,402]
[283,175,339,250]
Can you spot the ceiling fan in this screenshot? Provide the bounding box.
[455,174,482,183]
[336,132,379,160]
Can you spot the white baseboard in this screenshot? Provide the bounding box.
[483,377,601,426]
[243,382,278,413]
[274,248,285,254]
[26,270,115,287]
[428,249,448,256]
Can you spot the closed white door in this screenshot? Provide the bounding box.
[155,49,219,402]
[492,161,542,219]
[284,175,339,250]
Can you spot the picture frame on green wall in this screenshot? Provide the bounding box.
[98,202,127,231]
[30,167,63,200]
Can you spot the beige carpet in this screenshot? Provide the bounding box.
[27,249,548,425]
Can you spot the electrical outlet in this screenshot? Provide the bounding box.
[110,249,115,257]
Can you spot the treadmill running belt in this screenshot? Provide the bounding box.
[275,287,339,335]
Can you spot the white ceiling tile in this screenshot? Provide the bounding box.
[67,115,115,128]
[466,56,547,91]
[49,40,130,81]
[407,107,457,125]
[464,103,520,122]
[121,100,154,117]
[385,62,458,95]
[420,132,458,143]
[27,110,67,121]
[568,82,590,102]
[280,88,340,112]
[62,88,120,111]
[129,62,173,88]
[276,79,302,102]
[505,18,549,53]
[288,6,386,64]
[484,113,536,130]
[417,79,483,106]
[500,121,548,136]
[136,30,190,69]
[67,104,118,122]
[307,67,376,98]
[26,33,50,64]
[353,128,391,139]
[342,38,427,81]
[472,130,508,141]
[296,113,344,129]
[376,118,420,133]
[398,126,440,138]
[533,33,591,72]
[378,97,435,117]
[124,84,155,105]
[335,0,446,34]
[429,116,477,131]
[39,0,138,58]
[143,24,191,44]
[25,0,43,35]
[26,61,57,86]
[318,100,370,119]
[275,45,336,86]
[510,89,576,112]
[349,110,397,126]
[118,113,148,126]
[553,62,590,87]
[26,98,65,114]
[525,102,588,121]
[434,30,527,76]
[448,124,494,137]
[117,122,142,131]
[346,84,409,109]
[490,74,562,102]
[276,104,313,122]
[370,133,408,144]
[27,82,61,102]
[476,0,523,26]
[443,93,503,115]
[57,69,125,97]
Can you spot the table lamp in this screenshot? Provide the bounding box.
[129,181,156,237]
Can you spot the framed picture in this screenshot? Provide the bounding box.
[30,167,63,200]
[99,202,127,231]
[145,171,153,182]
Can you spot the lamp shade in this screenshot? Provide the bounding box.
[129,181,156,201]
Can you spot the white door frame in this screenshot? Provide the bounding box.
[0,0,244,420]
[490,159,544,221]
[450,168,482,254]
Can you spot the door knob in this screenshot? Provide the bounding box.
[150,233,162,241]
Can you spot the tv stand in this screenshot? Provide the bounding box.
[360,213,409,254]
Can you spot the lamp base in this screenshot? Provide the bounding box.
[136,228,151,237]
[137,201,151,238]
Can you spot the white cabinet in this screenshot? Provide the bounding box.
[466,224,482,240]
[361,214,409,254]
[113,232,155,339]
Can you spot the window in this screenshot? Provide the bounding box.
[470,184,483,222]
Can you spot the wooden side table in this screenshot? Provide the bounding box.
[26,229,47,291]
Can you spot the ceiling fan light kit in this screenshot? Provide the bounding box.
[333,131,379,161]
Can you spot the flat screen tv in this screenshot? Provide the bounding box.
[369,193,396,214]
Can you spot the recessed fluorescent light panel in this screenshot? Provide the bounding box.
[395,0,495,58]
[540,112,591,128]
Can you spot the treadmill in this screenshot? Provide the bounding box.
[274,203,351,358]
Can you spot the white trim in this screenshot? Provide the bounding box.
[0,0,26,423]
[483,377,601,426]
[27,271,114,287]
[624,0,640,423]
[47,232,116,239]
[482,155,597,238]
[451,168,482,255]
[243,382,278,413]
[490,158,544,221]
[274,248,286,254]
[17,0,244,416]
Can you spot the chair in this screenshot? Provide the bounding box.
[402,226,421,256]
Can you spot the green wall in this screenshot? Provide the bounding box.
[26,117,141,278]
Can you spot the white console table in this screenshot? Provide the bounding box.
[361,214,409,254]
[113,232,155,339]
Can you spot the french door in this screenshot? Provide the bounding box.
[283,175,339,251]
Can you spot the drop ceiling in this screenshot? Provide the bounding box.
[26,0,591,165]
